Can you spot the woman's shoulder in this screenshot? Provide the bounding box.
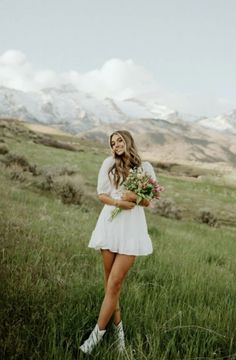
[99,155,115,170]
[102,156,114,165]
[141,160,153,169]
[141,160,156,179]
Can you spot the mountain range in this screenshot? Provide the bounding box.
[0,85,235,167]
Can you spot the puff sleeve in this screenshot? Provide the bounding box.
[142,161,157,181]
[97,156,114,195]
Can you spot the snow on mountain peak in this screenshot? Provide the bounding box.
[0,86,176,128]
[0,85,235,135]
[197,109,236,133]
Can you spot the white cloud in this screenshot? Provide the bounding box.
[0,50,27,66]
[0,50,34,92]
[80,59,157,99]
[0,50,158,99]
[0,50,235,116]
[65,58,158,100]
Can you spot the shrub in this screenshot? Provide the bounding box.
[3,152,31,168]
[34,136,77,151]
[0,144,9,155]
[151,198,182,220]
[7,164,27,182]
[35,174,54,191]
[197,209,217,227]
[52,175,84,205]
[41,165,78,177]
[34,166,78,191]
[154,161,175,171]
[2,153,39,175]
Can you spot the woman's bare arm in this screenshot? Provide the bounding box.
[121,190,150,207]
[98,194,136,210]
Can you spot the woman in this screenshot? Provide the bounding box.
[79,130,157,354]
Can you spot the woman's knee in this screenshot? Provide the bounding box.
[107,275,122,294]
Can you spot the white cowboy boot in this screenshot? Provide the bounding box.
[113,320,125,352]
[79,324,106,354]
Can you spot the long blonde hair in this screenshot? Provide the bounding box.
[108,130,141,188]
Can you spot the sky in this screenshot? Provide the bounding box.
[0,0,235,117]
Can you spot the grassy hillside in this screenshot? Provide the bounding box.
[0,119,236,359]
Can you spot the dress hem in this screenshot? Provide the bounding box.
[88,245,153,256]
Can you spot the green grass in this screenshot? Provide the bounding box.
[157,173,236,226]
[0,123,236,359]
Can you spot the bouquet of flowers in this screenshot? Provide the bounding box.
[109,167,164,221]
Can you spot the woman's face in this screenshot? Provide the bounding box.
[111,133,126,156]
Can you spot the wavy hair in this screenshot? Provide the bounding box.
[108,130,141,188]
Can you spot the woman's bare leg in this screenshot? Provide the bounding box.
[97,253,135,330]
[100,250,121,325]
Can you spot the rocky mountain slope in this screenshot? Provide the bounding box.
[0,86,235,167]
[76,118,236,167]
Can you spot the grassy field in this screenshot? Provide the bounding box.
[0,120,236,359]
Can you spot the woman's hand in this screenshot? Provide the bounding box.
[139,198,150,207]
[121,190,137,202]
[117,200,136,210]
[121,191,150,207]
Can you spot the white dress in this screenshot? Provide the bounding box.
[88,156,157,256]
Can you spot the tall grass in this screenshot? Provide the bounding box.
[0,126,236,359]
[1,169,235,359]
